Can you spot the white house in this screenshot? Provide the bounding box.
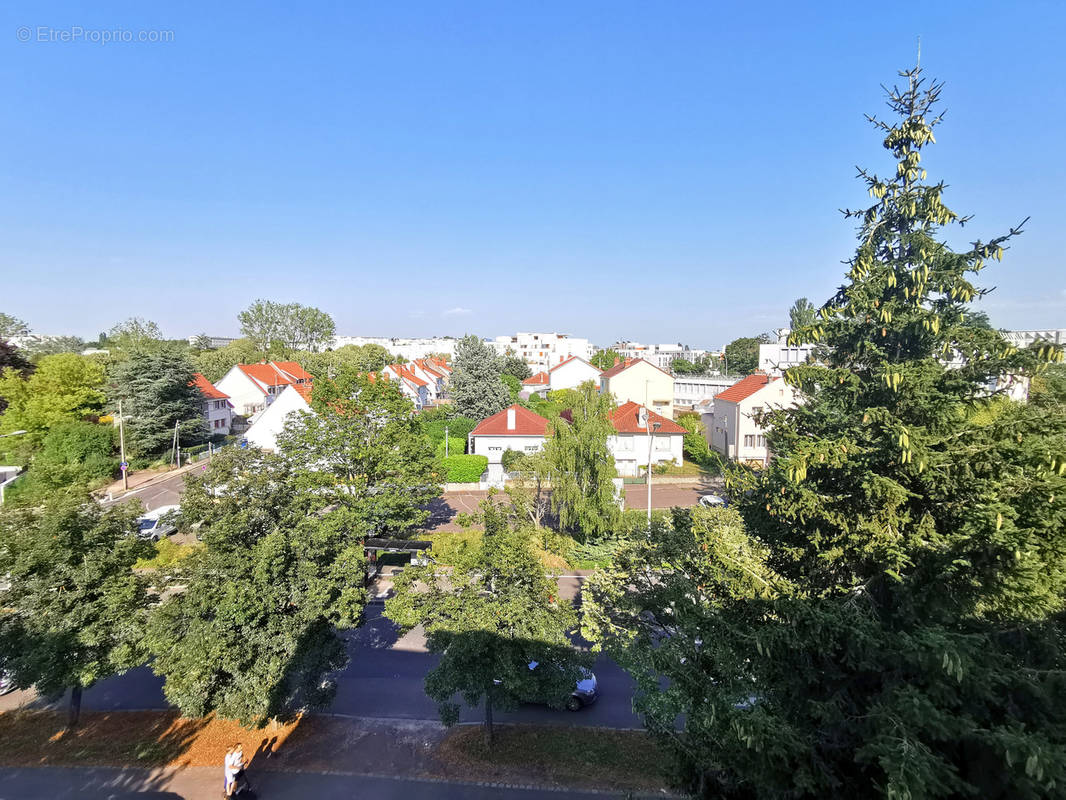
[599,358,676,418]
[469,405,550,484]
[710,374,798,466]
[243,383,314,452]
[380,363,430,409]
[548,356,601,392]
[215,361,314,418]
[758,329,817,376]
[191,373,233,436]
[521,371,551,397]
[606,402,686,477]
[674,376,737,412]
[409,358,450,404]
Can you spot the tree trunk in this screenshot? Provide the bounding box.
[67,683,83,729]
[484,685,495,747]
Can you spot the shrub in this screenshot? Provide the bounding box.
[440,454,488,483]
[422,415,476,455]
[500,448,526,472]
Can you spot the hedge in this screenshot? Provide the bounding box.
[441,454,488,483]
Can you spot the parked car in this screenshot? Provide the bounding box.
[137,505,180,541]
[514,660,599,711]
[699,494,728,508]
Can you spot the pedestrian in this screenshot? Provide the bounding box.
[223,742,245,797]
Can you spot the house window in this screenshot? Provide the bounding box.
[756,435,766,448]
[525,445,539,451]
[489,446,502,451]
[214,419,225,429]
[654,437,670,451]
[744,435,755,447]
[618,437,633,451]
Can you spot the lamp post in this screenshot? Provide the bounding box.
[646,419,661,533]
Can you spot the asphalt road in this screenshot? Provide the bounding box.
[100,470,190,513]
[2,606,642,729]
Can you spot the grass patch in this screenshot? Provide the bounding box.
[134,538,202,570]
[655,459,710,477]
[435,723,671,793]
[0,709,298,768]
[427,527,571,570]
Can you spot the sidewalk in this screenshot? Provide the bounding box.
[0,765,651,800]
[98,460,201,501]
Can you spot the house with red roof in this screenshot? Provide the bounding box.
[382,363,430,409]
[190,373,234,435]
[215,361,314,419]
[547,356,601,392]
[409,358,450,404]
[607,402,686,477]
[521,370,550,397]
[243,383,314,452]
[599,357,675,419]
[469,404,550,484]
[710,373,798,466]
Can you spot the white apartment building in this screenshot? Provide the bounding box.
[758,328,817,376]
[613,341,711,371]
[1002,329,1066,349]
[490,332,594,373]
[331,336,458,362]
[710,374,799,466]
[674,376,737,411]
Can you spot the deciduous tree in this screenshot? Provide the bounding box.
[0,312,29,340]
[0,353,107,450]
[386,500,586,743]
[589,349,621,371]
[787,297,817,330]
[239,300,336,352]
[0,492,152,727]
[144,448,365,725]
[722,334,770,375]
[108,317,163,352]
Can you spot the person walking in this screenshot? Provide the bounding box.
[223,743,246,797]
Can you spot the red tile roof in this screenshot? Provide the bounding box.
[598,357,672,380]
[238,361,312,388]
[273,361,313,381]
[414,359,444,379]
[292,383,314,403]
[549,355,601,374]
[715,373,774,403]
[609,402,686,435]
[389,364,428,387]
[191,373,229,400]
[523,371,550,386]
[470,404,550,437]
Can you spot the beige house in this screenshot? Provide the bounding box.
[598,358,675,418]
[710,373,798,466]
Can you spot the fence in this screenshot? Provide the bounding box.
[160,435,241,468]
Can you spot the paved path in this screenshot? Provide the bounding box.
[0,765,650,799]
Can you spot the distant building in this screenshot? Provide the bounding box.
[612,341,709,371]
[599,358,675,418]
[1002,328,1066,349]
[190,373,234,436]
[331,336,457,362]
[674,376,737,412]
[758,329,817,376]
[490,332,594,373]
[187,335,238,349]
[215,361,313,418]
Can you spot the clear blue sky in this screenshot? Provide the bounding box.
[2,1,1064,348]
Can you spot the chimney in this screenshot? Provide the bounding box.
[506,407,516,431]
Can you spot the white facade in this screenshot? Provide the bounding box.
[243,385,312,452]
[711,377,798,465]
[202,397,233,435]
[608,431,684,477]
[758,329,817,376]
[215,368,272,417]
[548,357,602,392]
[613,341,710,371]
[381,364,430,409]
[674,376,737,410]
[490,332,594,373]
[331,336,458,362]
[1002,329,1066,349]
[187,335,238,349]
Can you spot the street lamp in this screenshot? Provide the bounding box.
[646,418,661,534]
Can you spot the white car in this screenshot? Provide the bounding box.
[698,494,728,508]
[137,505,181,541]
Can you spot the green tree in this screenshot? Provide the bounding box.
[189,333,214,351]
[588,67,1066,799]
[788,297,817,330]
[108,317,164,352]
[194,338,267,383]
[277,370,441,536]
[0,353,107,450]
[297,343,396,380]
[0,312,29,340]
[21,336,86,359]
[0,492,152,727]
[13,422,117,502]
[110,347,207,457]
[499,350,532,381]
[670,356,704,375]
[449,335,509,420]
[145,449,365,725]
[504,449,552,528]
[386,500,586,743]
[0,341,32,414]
[676,411,718,471]
[589,348,621,371]
[544,382,620,541]
[723,334,770,375]
[239,300,336,352]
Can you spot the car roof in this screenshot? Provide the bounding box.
[140,504,180,519]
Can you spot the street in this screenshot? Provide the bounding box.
[1,607,642,729]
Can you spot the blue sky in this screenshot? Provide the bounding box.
[2,1,1064,348]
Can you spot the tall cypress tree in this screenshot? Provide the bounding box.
[583,67,1066,799]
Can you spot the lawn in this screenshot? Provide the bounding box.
[434,723,672,793]
[134,538,202,570]
[425,527,570,570]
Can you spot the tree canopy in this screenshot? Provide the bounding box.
[723,334,771,375]
[590,349,621,371]
[584,65,1066,799]
[499,350,532,381]
[449,335,510,420]
[108,317,163,352]
[788,297,817,330]
[0,492,152,726]
[239,300,336,352]
[0,312,30,341]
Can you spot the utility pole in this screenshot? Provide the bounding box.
[445,425,449,458]
[118,400,128,491]
[172,421,181,468]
